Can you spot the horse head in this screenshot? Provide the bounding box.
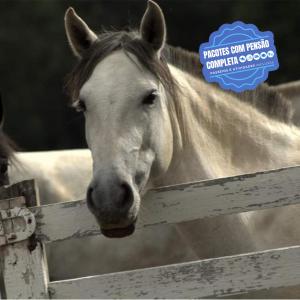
[65,1,176,237]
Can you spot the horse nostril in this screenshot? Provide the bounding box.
[135,172,144,186]
[86,186,95,209]
[119,182,133,209]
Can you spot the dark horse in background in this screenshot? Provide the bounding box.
[0,93,14,186]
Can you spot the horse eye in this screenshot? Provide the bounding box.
[142,91,157,106]
[75,99,86,112]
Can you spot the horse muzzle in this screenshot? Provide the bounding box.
[86,171,139,238]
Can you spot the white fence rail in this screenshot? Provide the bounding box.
[49,246,300,299]
[33,165,300,243]
[1,165,300,298]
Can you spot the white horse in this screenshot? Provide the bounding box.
[62,0,300,297]
[10,149,91,204]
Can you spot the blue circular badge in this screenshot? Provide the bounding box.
[199,21,279,93]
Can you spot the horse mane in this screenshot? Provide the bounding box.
[65,29,293,125]
[163,45,294,124]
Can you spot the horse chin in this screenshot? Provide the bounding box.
[101,222,136,238]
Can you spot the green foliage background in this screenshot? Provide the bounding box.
[1,0,300,150]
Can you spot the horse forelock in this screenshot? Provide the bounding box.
[65,30,178,104]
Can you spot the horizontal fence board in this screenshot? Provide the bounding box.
[49,245,300,298]
[32,165,300,243]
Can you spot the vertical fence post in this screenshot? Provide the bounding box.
[0,180,49,299]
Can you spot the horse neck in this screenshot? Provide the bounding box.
[155,65,300,187]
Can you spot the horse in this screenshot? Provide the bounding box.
[0,94,16,299]
[63,1,300,297]
[10,149,92,204]
[0,94,15,187]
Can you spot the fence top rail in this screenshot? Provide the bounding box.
[25,164,300,244]
[5,166,294,243]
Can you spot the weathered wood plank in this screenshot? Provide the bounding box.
[33,165,300,243]
[49,245,300,299]
[0,181,49,299]
[0,242,49,299]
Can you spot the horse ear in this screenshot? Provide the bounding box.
[0,93,4,128]
[140,0,166,56]
[64,7,98,58]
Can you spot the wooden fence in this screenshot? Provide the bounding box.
[1,165,300,298]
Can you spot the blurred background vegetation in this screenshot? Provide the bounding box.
[1,0,300,151]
